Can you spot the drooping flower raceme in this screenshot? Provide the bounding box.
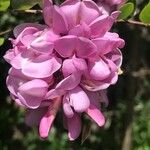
[4,0,125,141]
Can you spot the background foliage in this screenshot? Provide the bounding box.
[0,0,150,150]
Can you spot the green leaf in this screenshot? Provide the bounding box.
[139,2,150,23]
[0,0,10,11]
[0,37,4,46]
[118,2,134,20]
[11,0,42,10]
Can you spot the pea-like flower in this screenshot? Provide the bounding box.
[4,0,125,141]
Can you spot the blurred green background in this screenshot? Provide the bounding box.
[0,0,150,150]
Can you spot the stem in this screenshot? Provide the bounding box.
[11,9,42,14]
[117,19,150,27]
[0,29,12,36]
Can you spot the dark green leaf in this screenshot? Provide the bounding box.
[118,2,134,20]
[139,2,150,23]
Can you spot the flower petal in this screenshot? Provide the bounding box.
[17,92,43,109]
[46,73,81,99]
[76,37,97,58]
[43,0,53,27]
[92,32,125,54]
[53,5,68,34]
[80,0,100,25]
[39,97,61,138]
[67,113,81,141]
[106,49,123,68]
[39,110,55,138]
[60,0,80,29]
[89,58,111,80]
[10,52,28,70]
[86,104,105,126]
[72,56,87,71]
[25,107,47,126]
[62,58,77,77]
[84,90,101,107]
[13,23,46,38]
[69,86,90,112]
[82,79,110,91]
[6,74,24,97]
[22,55,61,78]
[45,89,65,99]
[30,36,54,54]
[18,79,48,97]
[30,29,59,54]
[68,23,91,38]
[89,12,117,38]
[19,27,39,47]
[63,94,74,118]
[54,35,77,57]
[57,73,81,90]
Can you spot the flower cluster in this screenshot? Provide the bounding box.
[4,0,124,140]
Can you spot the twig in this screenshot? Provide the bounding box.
[4,9,150,27]
[117,19,150,27]
[132,69,150,77]
[123,69,150,78]
[11,9,42,14]
[11,9,150,28]
[0,29,12,36]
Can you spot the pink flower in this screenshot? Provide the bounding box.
[43,0,119,38]
[82,47,124,91]
[25,97,61,138]
[4,24,62,78]
[63,88,107,141]
[6,68,52,108]
[4,23,61,108]
[42,0,124,91]
[27,86,107,141]
[4,0,125,141]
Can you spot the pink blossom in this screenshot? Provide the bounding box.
[4,24,62,79]
[6,68,52,108]
[4,0,125,141]
[25,97,61,138]
[82,47,124,91]
[43,0,119,37]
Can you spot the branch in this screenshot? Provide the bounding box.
[11,9,42,14]
[117,19,150,27]
[0,29,12,36]
[11,9,150,28]
[6,9,150,27]
[131,69,150,77]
